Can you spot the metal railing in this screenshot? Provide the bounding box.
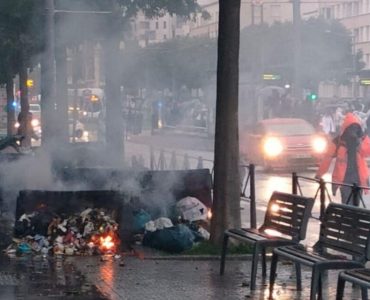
[292,172,369,221]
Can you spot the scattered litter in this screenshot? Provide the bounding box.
[6,207,120,257]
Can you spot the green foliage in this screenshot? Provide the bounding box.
[121,36,217,92]
[0,0,44,84]
[120,17,357,94]
[240,18,359,89]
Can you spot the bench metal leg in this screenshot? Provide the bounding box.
[295,262,302,291]
[335,274,345,300]
[310,267,321,300]
[250,243,260,290]
[318,276,323,300]
[219,233,229,275]
[361,287,368,300]
[261,247,267,277]
[269,252,279,296]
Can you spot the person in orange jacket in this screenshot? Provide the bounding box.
[316,112,370,205]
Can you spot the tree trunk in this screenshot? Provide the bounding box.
[210,0,241,246]
[6,76,16,136]
[41,0,57,149]
[103,13,124,166]
[55,44,69,145]
[19,58,30,147]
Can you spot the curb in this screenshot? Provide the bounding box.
[142,254,252,261]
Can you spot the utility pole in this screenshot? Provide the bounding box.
[41,0,57,148]
[292,0,302,101]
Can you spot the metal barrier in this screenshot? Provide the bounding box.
[292,172,369,221]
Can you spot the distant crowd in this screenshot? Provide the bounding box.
[316,100,370,138]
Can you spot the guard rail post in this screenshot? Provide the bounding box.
[292,172,298,195]
[319,179,326,221]
[249,164,256,229]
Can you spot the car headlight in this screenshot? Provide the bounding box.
[263,137,283,157]
[31,119,40,127]
[312,136,327,153]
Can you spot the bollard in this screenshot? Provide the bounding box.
[197,156,203,169]
[292,172,298,195]
[319,179,326,221]
[169,151,177,169]
[249,164,257,229]
[150,147,155,170]
[159,150,166,170]
[183,154,190,170]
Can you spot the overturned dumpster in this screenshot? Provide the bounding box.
[9,168,213,256]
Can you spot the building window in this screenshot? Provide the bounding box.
[353,2,359,15]
[148,31,156,40]
[156,22,159,29]
[366,53,370,68]
[140,21,149,30]
[163,21,167,29]
[163,34,167,40]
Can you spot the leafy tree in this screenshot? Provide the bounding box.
[0,0,44,143]
[101,0,203,164]
[121,36,217,95]
[240,18,360,91]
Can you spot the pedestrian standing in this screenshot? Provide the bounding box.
[319,108,336,138]
[315,112,370,205]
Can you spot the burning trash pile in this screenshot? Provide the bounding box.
[5,207,120,257]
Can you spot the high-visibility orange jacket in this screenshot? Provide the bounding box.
[316,113,370,188]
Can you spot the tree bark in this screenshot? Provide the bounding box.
[55,44,69,145]
[41,0,57,149]
[19,57,31,147]
[102,3,124,166]
[5,76,16,136]
[210,0,241,246]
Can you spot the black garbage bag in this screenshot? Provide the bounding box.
[142,224,195,253]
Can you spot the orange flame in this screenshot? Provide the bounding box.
[100,235,115,251]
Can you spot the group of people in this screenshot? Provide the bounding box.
[318,101,370,138]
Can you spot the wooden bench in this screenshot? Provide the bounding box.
[269,203,370,300]
[220,191,314,290]
[336,268,370,300]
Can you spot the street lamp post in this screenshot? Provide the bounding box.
[351,34,359,99]
[292,0,302,101]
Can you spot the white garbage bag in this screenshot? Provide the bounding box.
[145,217,174,232]
[176,196,208,222]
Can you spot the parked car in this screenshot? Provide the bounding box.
[240,118,328,170]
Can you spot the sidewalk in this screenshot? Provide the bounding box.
[0,249,363,300]
[70,252,363,300]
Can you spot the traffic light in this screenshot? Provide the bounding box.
[306,92,318,102]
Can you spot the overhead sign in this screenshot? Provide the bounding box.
[360,79,370,86]
[263,74,281,80]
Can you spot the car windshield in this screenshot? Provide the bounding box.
[264,123,315,136]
